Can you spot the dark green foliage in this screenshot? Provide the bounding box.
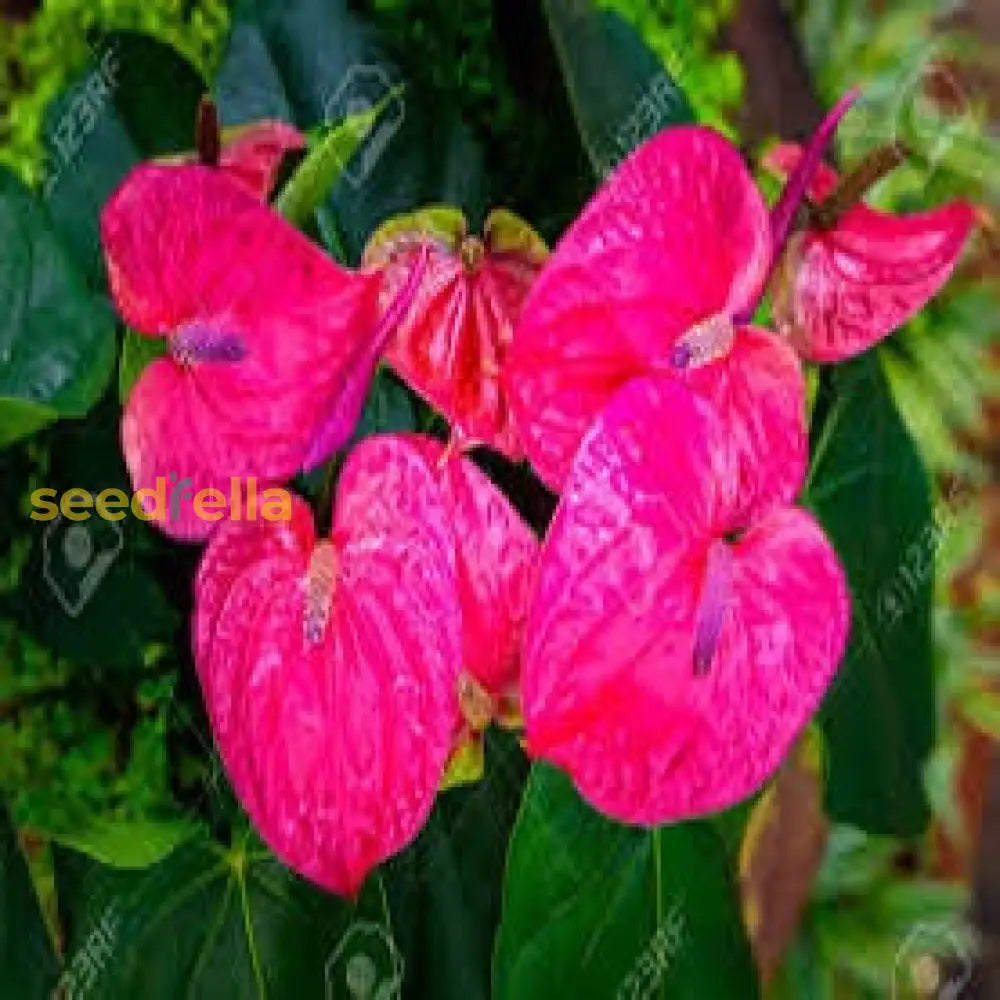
[493,765,760,998]
[808,357,935,835]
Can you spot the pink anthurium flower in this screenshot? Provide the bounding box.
[763,142,976,362]
[504,126,806,507]
[102,164,422,541]
[160,118,305,201]
[363,207,548,459]
[521,376,849,825]
[194,433,537,893]
[194,436,463,896]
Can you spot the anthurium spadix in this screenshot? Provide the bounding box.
[363,207,548,459]
[521,377,850,825]
[504,126,805,502]
[193,434,536,894]
[763,142,976,362]
[101,165,423,541]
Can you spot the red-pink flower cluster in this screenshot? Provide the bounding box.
[101,101,974,895]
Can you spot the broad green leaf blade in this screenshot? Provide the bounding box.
[384,729,528,1000]
[214,0,487,263]
[806,354,935,835]
[53,830,392,998]
[542,0,694,176]
[0,169,115,448]
[276,95,393,227]
[42,32,207,284]
[493,764,759,999]
[0,803,59,999]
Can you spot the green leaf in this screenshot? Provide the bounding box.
[384,729,528,1000]
[0,169,115,448]
[214,0,487,262]
[542,0,694,176]
[42,32,207,283]
[439,738,486,793]
[493,764,759,999]
[353,367,416,440]
[0,398,58,449]
[805,354,935,835]
[118,329,167,403]
[50,816,201,869]
[0,802,59,999]
[276,94,396,227]
[53,829,392,998]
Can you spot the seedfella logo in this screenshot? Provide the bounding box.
[30,475,292,524]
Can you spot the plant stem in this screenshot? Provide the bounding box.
[812,141,909,230]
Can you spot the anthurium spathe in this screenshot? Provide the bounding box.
[193,436,463,896]
[763,142,976,362]
[158,114,305,201]
[405,436,539,727]
[102,164,388,541]
[504,126,806,509]
[363,206,548,458]
[211,119,305,201]
[521,377,849,825]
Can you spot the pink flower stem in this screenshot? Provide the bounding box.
[811,140,908,230]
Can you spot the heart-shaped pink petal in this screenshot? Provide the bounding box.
[193,436,463,894]
[103,165,381,540]
[505,126,777,491]
[523,377,849,824]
